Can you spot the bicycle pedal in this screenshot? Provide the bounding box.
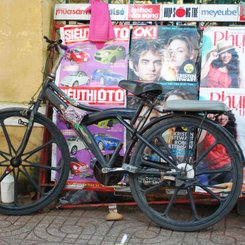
[101,167,124,174]
[121,164,137,173]
[163,176,176,181]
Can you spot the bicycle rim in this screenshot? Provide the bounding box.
[0,108,70,215]
[129,115,243,231]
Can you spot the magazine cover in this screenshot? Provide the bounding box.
[126,26,200,185]
[53,25,130,193]
[199,26,245,194]
[127,25,200,140]
[240,0,245,21]
[128,25,200,102]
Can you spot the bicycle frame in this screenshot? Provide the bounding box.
[3,38,244,230]
[43,81,175,172]
[19,41,243,178]
[45,81,135,169]
[16,45,160,175]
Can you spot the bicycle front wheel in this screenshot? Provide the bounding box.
[0,108,70,215]
[129,115,243,231]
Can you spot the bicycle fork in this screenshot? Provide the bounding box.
[11,101,41,165]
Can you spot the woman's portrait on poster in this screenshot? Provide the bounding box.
[161,35,198,82]
[201,41,243,88]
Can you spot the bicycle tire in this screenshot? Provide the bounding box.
[0,108,70,215]
[129,115,243,231]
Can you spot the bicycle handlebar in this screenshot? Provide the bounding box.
[44,36,68,77]
[44,36,68,53]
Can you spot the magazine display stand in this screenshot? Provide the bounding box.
[50,2,245,210]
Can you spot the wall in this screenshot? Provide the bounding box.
[0,0,55,105]
[0,0,55,161]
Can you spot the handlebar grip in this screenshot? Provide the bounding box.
[57,39,68,51]
[44,36,51,43]
[59,43,68,51]
[44,36,68,52]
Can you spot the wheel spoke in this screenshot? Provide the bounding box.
[0,120,16,156]
[162,187,179,217]
[0,160,10,167]
[12,168,20,207]
[0,169,11,182]
[187,187,199,221]
[141,180,167,194]
[197,166,232,175]
[195,138,232,168]
[139,156,171,171]
[0,151,11,161]
[156,135,179,165]
[198,185,222,201]
[22,139,54,161]
[19,167,44,195]
[23,159,60,171]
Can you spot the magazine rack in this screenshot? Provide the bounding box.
[48,2,245,211]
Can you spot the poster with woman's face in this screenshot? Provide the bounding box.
[129,26,200,85]
[200,27,245,89]
[200,26,245,194]
[128,26,200,109]
[158,26,200,84]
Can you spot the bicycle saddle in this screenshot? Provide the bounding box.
[119,80,162,97]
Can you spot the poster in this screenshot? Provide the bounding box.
[53,25,130,193]
[127,25,200,133]
[199,26,245,194]
[126,26,200,173]
[128,25,200,101]
[240,1,245,21]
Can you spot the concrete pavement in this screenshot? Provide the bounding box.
[0,204,244,245]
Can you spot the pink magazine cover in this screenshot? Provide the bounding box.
[52,25,130,191]
[199,26,245,194]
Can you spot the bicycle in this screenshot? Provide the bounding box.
[0,37,243,232]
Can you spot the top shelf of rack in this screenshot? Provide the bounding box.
[54,3,244,22]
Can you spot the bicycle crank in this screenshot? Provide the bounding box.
[163,163,195,186]
[91,155,125,186]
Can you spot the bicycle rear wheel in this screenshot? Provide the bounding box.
[129,115,243,231]
[0,108,70,215]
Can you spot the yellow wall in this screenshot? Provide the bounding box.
[0,0,55,104]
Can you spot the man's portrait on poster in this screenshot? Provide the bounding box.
[129,39,164,83]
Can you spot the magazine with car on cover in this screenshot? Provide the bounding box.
[52,25,130,191]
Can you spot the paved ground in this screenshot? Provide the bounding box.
[0,203,245,245]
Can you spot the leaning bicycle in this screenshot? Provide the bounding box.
[0,37,243,231]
